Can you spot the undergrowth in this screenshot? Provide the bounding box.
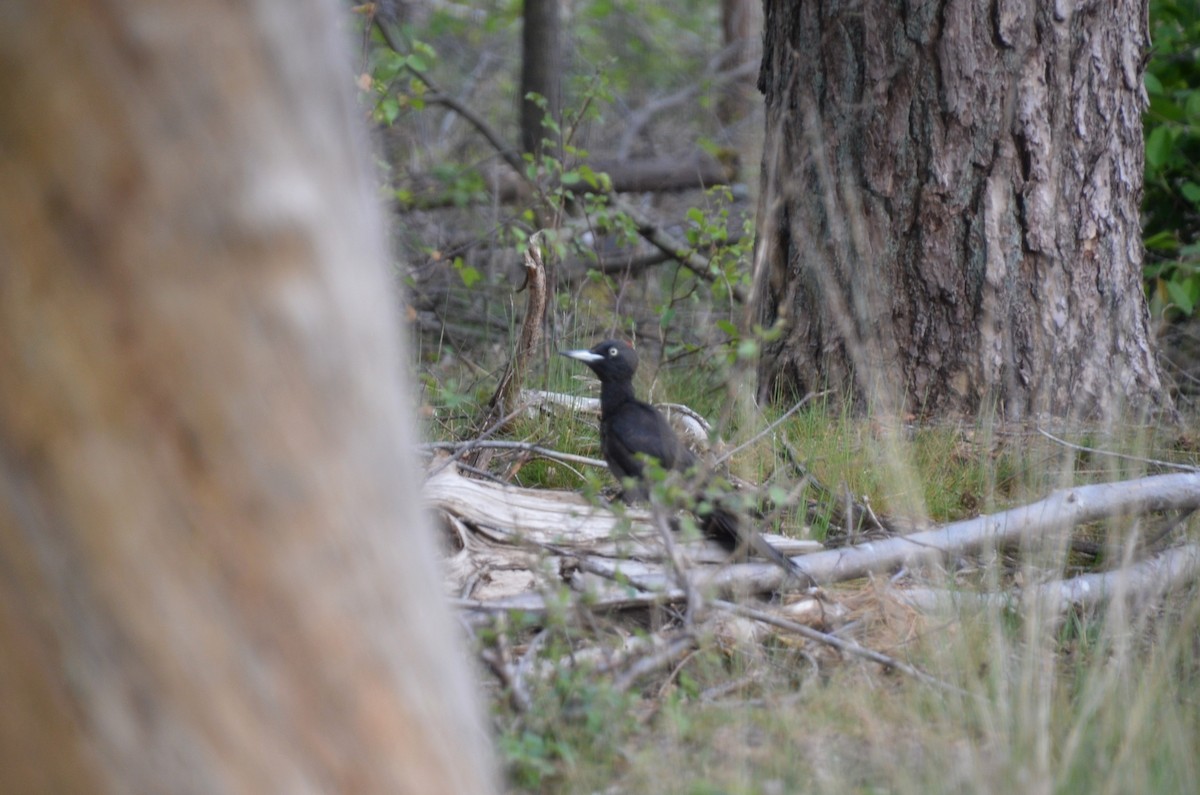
[420,336,1200,793]
[370,1,1200,789]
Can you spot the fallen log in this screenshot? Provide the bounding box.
[768,472,1200,590]
[897,543,1200,614]
[429,468,1200,617]
[425,464,820,602]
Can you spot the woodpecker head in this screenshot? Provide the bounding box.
[560,339,638,382]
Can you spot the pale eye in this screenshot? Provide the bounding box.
[609,347,618,357]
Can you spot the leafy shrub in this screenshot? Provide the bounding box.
[1144,0,1200,319]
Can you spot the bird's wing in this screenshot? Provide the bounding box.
[603,400,691,478]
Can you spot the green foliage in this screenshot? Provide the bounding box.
[490,609,641,790]
[573,0,717,97]
[354,0,754,357]
[1144,0,1200,319]
[360,36,437,126]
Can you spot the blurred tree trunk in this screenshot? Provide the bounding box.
[521,0,562,157]
[0,2,496,794]
[717,0,762,125]
[752,0,1169,420]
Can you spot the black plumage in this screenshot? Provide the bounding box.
[561,339,800,576]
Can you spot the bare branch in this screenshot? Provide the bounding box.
[898,543,1200,614]
[765,472,1200,590]
[1036,426,1199,473]
[710,600,965,695]
[484,232,549,427]
[421,439,606,470]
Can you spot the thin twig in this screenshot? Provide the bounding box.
[451,460,511,485]
[616,46,759,158]
[711,600,966,696]
[1036,426,1199,473]
[612,633,698,693]
[374,21,526,175]
[714,390,829,465]
[427,403,534,476]
[479,613,532,713]
[421,439,606,469]
[651,504,703,625]
[610,195,747,302]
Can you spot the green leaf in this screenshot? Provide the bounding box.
[1181,181,1200,205]
[716,319,738,337]
[378,95,400,126]
[576,165,599,189]
[1166,279,1195,315]
[1145,125,1174,170]
[1148,95,1185,123]
[1144,71,1164,95]
[452,256,482,289]
[1144,229,1178,251]
[1187,90,1200,120]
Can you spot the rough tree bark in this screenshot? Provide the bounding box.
[752,0,1168,420]
[521,0,562,157]
[0,2,495,793]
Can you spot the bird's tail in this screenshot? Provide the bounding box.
[700,506,803,579]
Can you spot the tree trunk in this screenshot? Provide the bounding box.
[0,2,495,793]
[521,0,562,157]
[717,0,762,125]
[752,0,1168,420]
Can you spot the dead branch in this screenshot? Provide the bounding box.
[426,464,820,606]
[433,468,1200,621]
[710,600,964,694]
[404,154,735,210]
[611,633,699,693]
[484,232,549,428]
[897,542,1200,614]
[610,194,747,302]
[762,472,1200,590]
[1036,425,1199,473]
[616,46,759,158]
[421,439,606,470]
[520,389,712,446]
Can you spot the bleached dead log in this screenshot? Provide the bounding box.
[520,388,598,415]
[897,543,1200,614]
[732,472,1200,592]
[520,388,712,445]
[425,464,820,602]
[439,471,1200,619]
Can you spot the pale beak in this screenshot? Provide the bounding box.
[560,348,603,363]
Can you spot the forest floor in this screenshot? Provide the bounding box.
[418,344,1200,794]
